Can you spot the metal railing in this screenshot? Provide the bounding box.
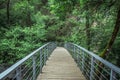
[0,42,56,80]
[65,43,120,80]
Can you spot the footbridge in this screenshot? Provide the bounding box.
[0,42,120,80]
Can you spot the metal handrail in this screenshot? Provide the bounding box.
[1,42,120,80]
[0,42,56,80]
[65,43,120,80]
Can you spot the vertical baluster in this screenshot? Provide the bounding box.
[48,44,51,54]
[47,45,50,57]
[45,47,47,61]
[90,56,95,80]
[82,51,85,72]
[77,48,79,64]
[45,47,47,62]
[64,43,66,49]
[76,48,78,63]
[32,55,36,80]
[77,48,80,68]
[46,46,49,60]
[16,66,21,80]
[50,44,52,53]
[49,45,51,56]
[69,44,70,51]
[78,49,80,67]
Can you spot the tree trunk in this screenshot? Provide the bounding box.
[86,6,91,50]
[6,0,10,26]
[100,8,120,58]
[41,0,48,5]
[26,12,31,26]
[26,0,32,26]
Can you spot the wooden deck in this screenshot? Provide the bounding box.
[37,47,86,80]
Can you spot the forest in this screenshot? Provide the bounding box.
[0,0,120,71]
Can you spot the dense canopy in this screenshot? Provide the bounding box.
[0,0,120,71]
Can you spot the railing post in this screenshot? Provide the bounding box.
[32,55,36,80]
[16,67,21,80]
[76,48,79,64]
[82,51,85,72]
[40,50,42,73]
[90,56,94,80]
[47,45,49,57]
[110,69,113,80]
[64,43,67,49]
[76,47,79,63]
[46,46,49,60]
[44,48,46,65]
[48,44,50,55]
[73,45,75,58]
[50,44,52,54]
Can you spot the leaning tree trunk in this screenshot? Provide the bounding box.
[94,7,120,80]
[100,8,120,58]
[7,0,10,26]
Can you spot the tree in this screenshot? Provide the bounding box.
[100,7,120,58]
[6,0,10,26]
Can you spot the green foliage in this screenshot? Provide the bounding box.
[0,0,120,68]
[33,11,49,26]
[13,1,34,12]
[11,1,34,26]
[0,25,46,64]
[48,0,79,20]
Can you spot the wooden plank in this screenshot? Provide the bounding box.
[37,47,86,80]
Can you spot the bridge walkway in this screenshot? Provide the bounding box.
[37,47,86,80]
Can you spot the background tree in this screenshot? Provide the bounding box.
[0,0,120,73]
